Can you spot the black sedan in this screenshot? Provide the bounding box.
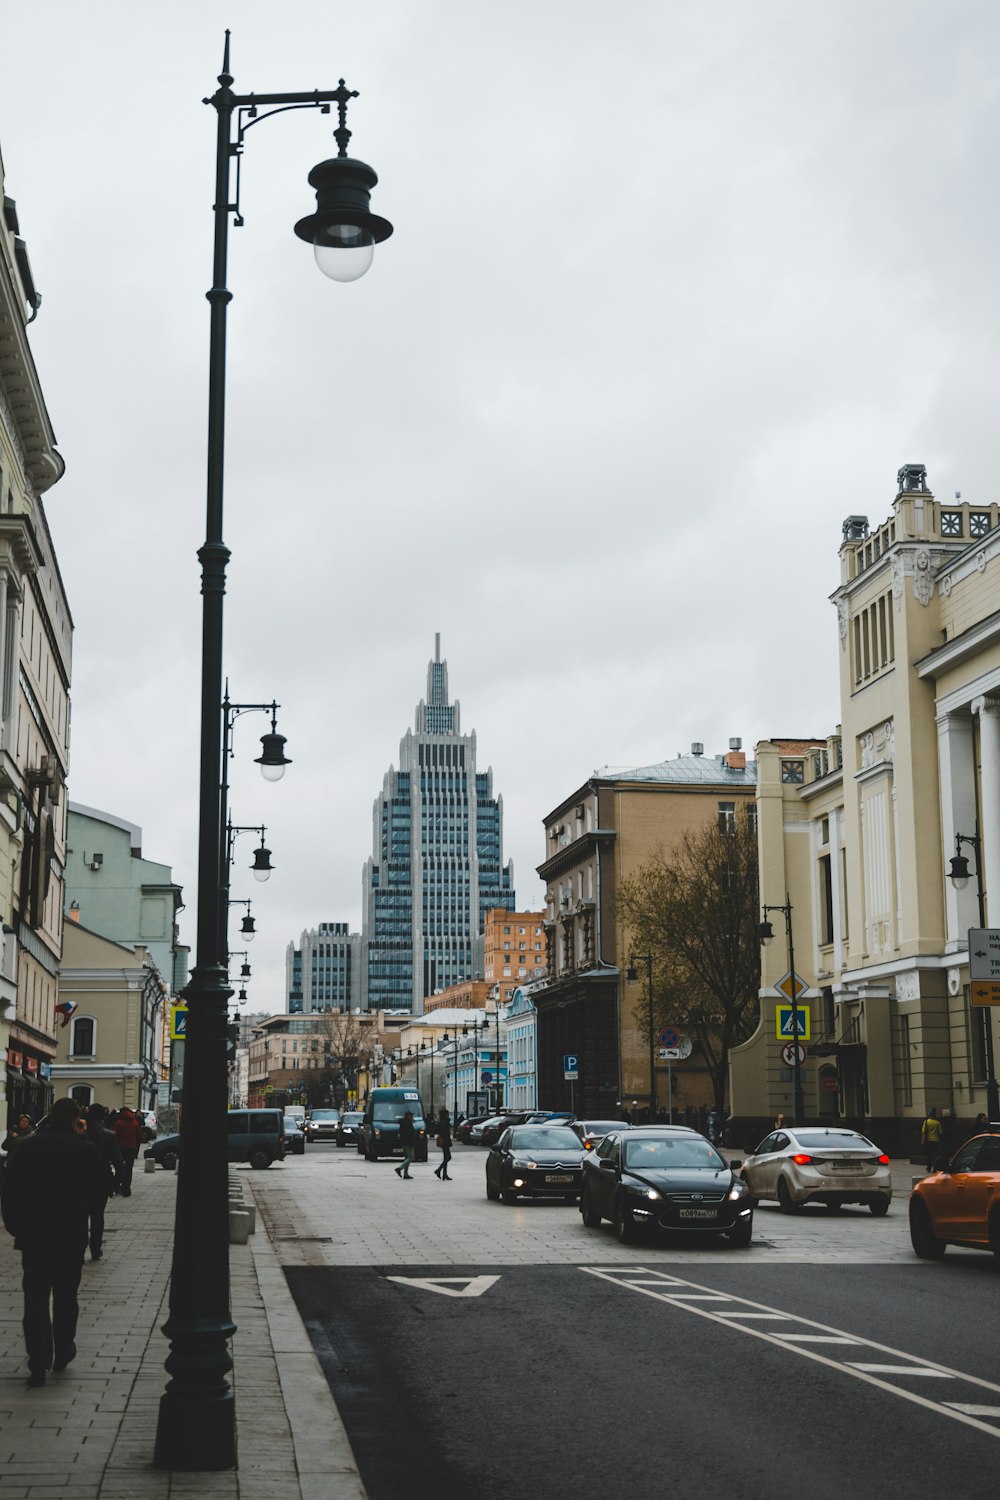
[579,1127,754,1247]
[485,1125,586,1204]
[335,1111,364,1148]
[282,1116,306,1155]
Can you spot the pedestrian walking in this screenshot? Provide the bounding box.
[84,1104,124,1260]
[394,1110,417,1180]
[1,1096,111,1387]
[112,1107,143,1196]
[921,1107,943,1172]
[433,1108,452,1180]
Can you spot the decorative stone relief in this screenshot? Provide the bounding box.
[891,556,904,607]
[895,971,920,1001]
[912,548,934,606]
[948,968,962,997]
[977,550,988,572]
[837,598,849,645]
[939,574,952,597]
[859,719,895,771]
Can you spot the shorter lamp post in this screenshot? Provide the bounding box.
[441,1031,461,1120]
[759,897,804,1126]
[626,954,656,1119]
[462,1014,489,1109]
[947,831,1000,1120]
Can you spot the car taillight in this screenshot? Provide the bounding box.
[878,1154,890,1165]
[792,1153,812,1165]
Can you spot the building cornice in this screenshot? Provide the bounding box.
[537,829,615,882]
[916,607,1000,682]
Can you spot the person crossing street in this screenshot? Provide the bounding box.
[394,1110,417,1180]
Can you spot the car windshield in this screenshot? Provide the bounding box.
[508,1128,581,1151]
[624,1137,725,1170]
[310,1110,340,1121]
[282,1117,301,1129]
[342,1113,363,1125]
[793,1130,874,1150]
[373,1102,424,1122]
[581,1122,622,1135]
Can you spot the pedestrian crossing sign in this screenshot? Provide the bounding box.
[775,1004,811,1041]
[170,1004,188,1041]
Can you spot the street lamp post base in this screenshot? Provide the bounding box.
[153,1390,236,1471]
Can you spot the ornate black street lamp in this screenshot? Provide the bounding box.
[154,33,392,1472]
[759,897,804,1126]
[626,954,656,1119]
[947,830,999,1120]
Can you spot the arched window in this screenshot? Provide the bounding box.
[70,1084,93,1107]
[71,1015,96,1058]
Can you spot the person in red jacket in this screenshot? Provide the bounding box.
[112,1108,143,1196]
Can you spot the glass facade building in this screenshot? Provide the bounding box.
[285,922,361,1014]
[362,638,516,1013]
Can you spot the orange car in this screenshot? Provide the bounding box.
[909,1131,1000,1259]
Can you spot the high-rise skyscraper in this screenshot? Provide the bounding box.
[362,637,515,1012]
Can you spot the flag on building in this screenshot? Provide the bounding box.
[54,1000,77,1028]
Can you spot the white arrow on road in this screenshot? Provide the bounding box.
[385,1275,500,1299]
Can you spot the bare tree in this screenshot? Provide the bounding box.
[305,1012,377,1107]
[616,806,760,1112]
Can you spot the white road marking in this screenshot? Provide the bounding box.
[774,1335,861,1345]
[713,1312,790,1320]
[385,1274,500,1298]
[945,1405,1000,1418]
[579,1266,1000,1438]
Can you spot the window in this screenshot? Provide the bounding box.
[899,1015,912,1107]
[970,512,991,538]
[70,1084,93,1107]
[717,801,736,833]
[819,855,834,946]
[780,761,804,785]
[940,510,963,537]
[71,1016,95,1058]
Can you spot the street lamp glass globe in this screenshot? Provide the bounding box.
[313,223,375,282]
[260,761,286,783]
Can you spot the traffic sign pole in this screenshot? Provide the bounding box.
[764,896,804,1125]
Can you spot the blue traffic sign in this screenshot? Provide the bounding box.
[563,1054,579,1080]
[481,1070,493,1084]
[659,1027,680,1048]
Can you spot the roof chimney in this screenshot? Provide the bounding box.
[691,742,704,757]
[729,738,742,751]
[724,750,746,770]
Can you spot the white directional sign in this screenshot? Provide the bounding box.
[969,928,1000,980]
[659,1037,693,1060]
[385,1275,500,1299]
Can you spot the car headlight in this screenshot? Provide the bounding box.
[728,1182,749,1201]
[512,1159,531,1170]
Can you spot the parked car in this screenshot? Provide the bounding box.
[335,1111,364,1148]
[485,1125,586,1204]
[909,1130,1000,1260]
[570,1119,630,1151]
[580,1127,753,1246]
[480,1112,533,1147]
[144,1108,286,1171]
[136,1110,157,1141]
[305,1109,342,1142]
[468,1115,509,1146]
[282,1116,306,1155]
[456,1113,494,1145]
[525,1111,576,1125]
[360,1088,429,1162]
[740,1125,892,1215]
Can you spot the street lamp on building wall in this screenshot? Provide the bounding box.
[759,897,804,1126]
[154,35,392,1473]
[947,830,1000,1120]
[625,954,656,1119]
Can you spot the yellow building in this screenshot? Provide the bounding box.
[535,746,756,1117]
[481,907,546,989]
[732,464,1000,1153]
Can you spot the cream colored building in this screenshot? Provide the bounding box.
[732,464,1000,1152]
[51,923,167,1110]
[0,147,72,1127]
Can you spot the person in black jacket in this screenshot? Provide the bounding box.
[433,1108,453,1181]
[84,1104,123,1259]
[1,1096,112,1387]
[394,1111,417,1180]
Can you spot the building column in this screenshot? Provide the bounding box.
[973,698,1000,925]
[938,711,979,948]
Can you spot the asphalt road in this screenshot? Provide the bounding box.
[262,1142,1000,1499]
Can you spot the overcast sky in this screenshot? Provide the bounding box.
[2,1,998,1011]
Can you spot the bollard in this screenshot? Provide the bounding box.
[144,1157,157,1173]
[228,1207,251,1245]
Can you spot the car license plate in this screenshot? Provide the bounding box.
[545,1174,572,1183]
[679,1208,717,1220]
[831,1161,860,1171]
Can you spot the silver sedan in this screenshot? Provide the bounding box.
[740,1126,892,1215]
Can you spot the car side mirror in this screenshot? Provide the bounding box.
[599,1158,617,1170]
[729,1159,742,1170]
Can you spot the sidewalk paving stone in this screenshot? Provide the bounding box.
[0,1162,367,1499]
